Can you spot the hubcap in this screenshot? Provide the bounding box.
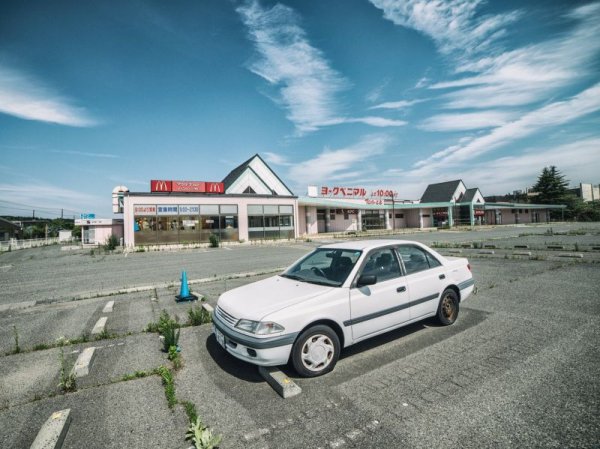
[442,295,456,321]
[301,334,334,372]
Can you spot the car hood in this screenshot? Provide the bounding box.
[217,275,334,321]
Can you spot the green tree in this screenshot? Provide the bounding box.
[531,166,570,204]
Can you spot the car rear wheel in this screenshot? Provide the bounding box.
[291,325,340,377]
[437,288,459,325]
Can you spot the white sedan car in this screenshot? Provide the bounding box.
[213,240,475,377]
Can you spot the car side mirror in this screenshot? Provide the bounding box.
[357,274,377,287]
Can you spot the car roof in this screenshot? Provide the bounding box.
[318,239,422,252]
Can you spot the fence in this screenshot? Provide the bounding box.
[0,237,66,252]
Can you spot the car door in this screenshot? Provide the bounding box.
[396,245,445,320]
[348,248,410,341]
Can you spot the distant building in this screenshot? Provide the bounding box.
[570,183,599,202]
[0,217,22,241]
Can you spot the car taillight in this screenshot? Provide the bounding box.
[467,263,471,271]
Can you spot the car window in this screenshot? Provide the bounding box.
[283,248,362,286]
[360,248,401,282]
[396,246,440,274]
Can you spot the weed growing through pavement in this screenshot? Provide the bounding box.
[181,400,198,423]
[12,325,20,354]
[168,345,182,371]
[58,347,76,393]
[188,306,212,325]
[186,417,222,449]
[157,365,177,408]
[121,370,154,381]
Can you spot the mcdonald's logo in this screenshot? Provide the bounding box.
[151,180,172,192]
[206,182,224,193]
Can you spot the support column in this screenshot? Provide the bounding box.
[469,203,475,226]
[325,208,331,232]
[385,209,391,230]
[419,210,423,229]
[447,206,454,228]
[357,210,362,231]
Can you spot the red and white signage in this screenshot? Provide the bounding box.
[134,205,157,215]
[151,180,224,194]
[319,186,398,199]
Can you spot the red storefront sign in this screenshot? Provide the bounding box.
[474,209,485,217]
[150,180,224,193]
[151,180,172,192]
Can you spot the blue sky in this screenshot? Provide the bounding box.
[1,0,599,218]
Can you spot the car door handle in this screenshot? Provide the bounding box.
[439,274,446,280]
[397,286,406,293]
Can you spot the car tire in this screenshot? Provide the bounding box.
[436,288,459,325]
[291,325,340,377]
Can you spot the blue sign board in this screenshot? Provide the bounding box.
[80,213,96,219]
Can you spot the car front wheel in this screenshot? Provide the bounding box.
[291,325,340,377]
[437,288,459,325]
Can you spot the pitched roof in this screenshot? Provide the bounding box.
[420,180,462,203]
[461,188,480,203]
[221,153,294,196]
[221,154,257,191]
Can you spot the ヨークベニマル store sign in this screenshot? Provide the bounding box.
[151,180,224,194]
[319,186,398,199]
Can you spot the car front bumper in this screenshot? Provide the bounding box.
[212,313,296,366]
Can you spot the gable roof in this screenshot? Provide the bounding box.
[221,154,294,196]
[221,154,256,191]
[461,188,480,203]
[420,180,463,203]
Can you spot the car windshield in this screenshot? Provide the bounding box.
[281,248,362,287]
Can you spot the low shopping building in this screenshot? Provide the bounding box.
[110,155,566,247]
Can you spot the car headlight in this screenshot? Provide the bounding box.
[235,319,285,335]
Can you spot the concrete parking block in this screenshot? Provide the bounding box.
[30,408,71,449]
[102,301,114,313]
[558,253,584,258]
[258,366,302,399]
[91,317,107,335]
[513,251,532,256]
[71,347,96,378]
[201,302,214,314]
[478,250,495,254]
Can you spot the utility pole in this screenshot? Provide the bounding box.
[61,208,64,219]
[33,209,35,219]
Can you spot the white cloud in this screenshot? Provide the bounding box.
[237,1,399,133]
[287,134,392,185]
[341,116,407,127]
[263,152,292,166]
[431,3,600,110]
[0,182,104,217]
[369,0,521,57]
[419,110,516,131]
[0,65,97,127]
[380,137,600,200]
[369,99,423,110]
[446,137,600,195]
[413,82,600,171]
[51,150,119,159]
[237,1,347,133]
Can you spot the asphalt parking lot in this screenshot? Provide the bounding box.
[0,223,599,448]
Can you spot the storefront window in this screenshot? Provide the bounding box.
[134,204,240,245]
[248,204,294,240]
[219,205,238,241]
[134,216,157,244]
